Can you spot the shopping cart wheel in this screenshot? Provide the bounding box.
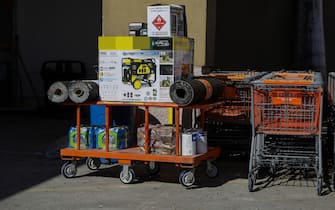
[317,177,323,196]
[147,161,160,175]
[248,172,255,192]
[206,162,218,178]
[61,161,77,178]
[86,158,101,170]
[119,168,135,184]
[179,170,195,187]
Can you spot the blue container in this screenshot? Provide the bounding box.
[90,105,106,126]
[90,105,131,126]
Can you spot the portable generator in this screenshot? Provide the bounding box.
[122,58,157,90]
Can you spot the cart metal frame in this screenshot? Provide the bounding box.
[248,71,324,195]
[60,101,222,187]
[327,72,335,191]
[203,70,268,154]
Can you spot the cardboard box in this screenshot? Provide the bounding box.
[147,4,186,37]
[98,36,194,102]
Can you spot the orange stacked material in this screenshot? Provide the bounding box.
[204,70,267,123]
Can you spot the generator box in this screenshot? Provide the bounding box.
[98,36,194,102]
[147,4,186,37]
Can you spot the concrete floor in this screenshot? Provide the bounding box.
[1,110,335,210]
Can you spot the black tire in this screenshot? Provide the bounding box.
[248,172,255,192]
[86,157,101,170]
[61,161,77,178]
[147,162,160,175]
[179,170,195,187]
[206,163,219,178]
[119,168,135,184]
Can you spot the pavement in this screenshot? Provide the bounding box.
[1,110,335,210]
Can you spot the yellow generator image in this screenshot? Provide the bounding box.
[122,58,157,90]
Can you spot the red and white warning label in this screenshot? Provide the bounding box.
[152,15,166,31]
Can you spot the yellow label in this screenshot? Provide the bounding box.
[98,36,150,50]
[137,64,151,74]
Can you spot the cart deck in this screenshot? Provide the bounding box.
[61,146,221,167]
[59,100,223,187]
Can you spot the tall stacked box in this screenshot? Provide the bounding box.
[147,4,186,37]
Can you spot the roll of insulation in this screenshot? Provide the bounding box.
[200,77,224,98]
[169,77,224,106]
[47,81,70,103]
[68,81,99,103]
[169,79,206,106]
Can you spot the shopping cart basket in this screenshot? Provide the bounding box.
[248,71,324,195]
[327,72,335,191]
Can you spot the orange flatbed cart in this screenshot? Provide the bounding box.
[60,101,222,187]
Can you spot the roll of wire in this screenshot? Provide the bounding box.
[169,77,224,106]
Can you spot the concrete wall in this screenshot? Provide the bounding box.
[102,0,207,66]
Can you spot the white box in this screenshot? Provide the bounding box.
[181,132,197,156]
[98,36,194,102]
[196,131,208,154]
[147,4,186,37]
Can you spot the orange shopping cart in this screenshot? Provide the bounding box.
[248,70,324,195]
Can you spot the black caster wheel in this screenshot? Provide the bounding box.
[147,161,160,175]
[61,161,77,178]
[119,168,135,184]
[332,173,335,192]
[86,157,101,170]
[248,172,255,192]
[206,162,218,178]
[179,170,195,187]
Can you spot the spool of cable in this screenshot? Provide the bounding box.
[47,81,70,103]
[169,77,224,106]
[68,81,99,103]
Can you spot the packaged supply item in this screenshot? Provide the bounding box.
[98,36,194,102]
[68,126,94,149]
[147,4,186,37]
[95,126,128,151]
[137,124,160,151]
[150,125,176,155]
[196,131,207,154]
[137,124,176,155]
[181,130,197,156]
